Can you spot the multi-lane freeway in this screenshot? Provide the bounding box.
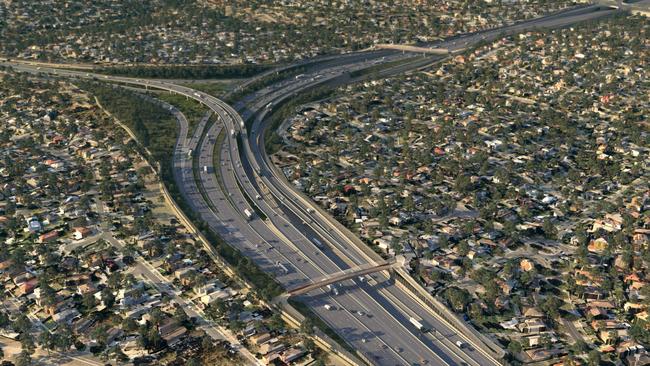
[1,3,624,365]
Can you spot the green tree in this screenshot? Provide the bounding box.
[507,340,522,355]
[587,350,601,366]
[304,338,317,352]
[300,318,315,336]
[16,350,32,366]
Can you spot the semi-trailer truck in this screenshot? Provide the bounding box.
[409,317,429,332]
[312,238,323,248]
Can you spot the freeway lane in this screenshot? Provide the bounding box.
[200,99,463,365]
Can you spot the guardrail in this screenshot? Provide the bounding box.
[95,94,240,281]
[274,296,366,366]
[239,68,508,364]
[392,268,507,362]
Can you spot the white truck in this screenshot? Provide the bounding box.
[409,317,429,332]
[203,165,208,173]
[278,263,289,274]
[230,129,235,137]
[187,149,193,158]
[243,208,253,220]
[312,238,323,248]
[324,304,333,311]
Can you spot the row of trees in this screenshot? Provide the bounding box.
[96,64,270,80]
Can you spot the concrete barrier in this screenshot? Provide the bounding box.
[375,44,450,55]
[94,96,239,280]
[98,94,356,365]
[275,296,365,366]
[393,268,506,362]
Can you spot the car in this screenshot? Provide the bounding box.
[455,341,465,348]
[357,311,364,316]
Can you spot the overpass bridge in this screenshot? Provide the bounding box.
[375,44,450,55]
[287,259,398,296]
[598,0,650,14]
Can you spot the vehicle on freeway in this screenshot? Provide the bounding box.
[312,237,324,248]
[230,129,235,137]
[324,304,333,310]
[255,194,262,200]
[244,208,253,220]
[187,149,193,158]
[456,340,465,348]
[409,317,430,332]
[203,165,208,173]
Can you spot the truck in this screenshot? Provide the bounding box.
[295,74,305,79]
[203,166,208,173]
[455,340,465,349]
[278,262,289,274]
[187,149,193,158]
[312,238,323,248]
[230,129,235,137]
[324,304,333,311]
[409,317,429,332]
[243,208,253,220]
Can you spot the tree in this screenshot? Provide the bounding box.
[15,350,32,366]
[82,293,97,311]
[13,314,31,334]
[507,340,522,355]
[267,313,285,332]
[149,308,164,331]
[300,318,315,336]
[587,350,601,366]
[20,333,35,354]
[101,288,115,309]
[542,218,557,240]
[303,338,317,352]
[201,335,213,352]
[38,331,55,355]
[174,306,189,326]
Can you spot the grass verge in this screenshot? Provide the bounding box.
[154,92,210,137]
[84,82,283,301]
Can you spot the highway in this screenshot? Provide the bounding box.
[0,3,623,365]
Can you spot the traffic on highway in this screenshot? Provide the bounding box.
[0,4,620,364]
